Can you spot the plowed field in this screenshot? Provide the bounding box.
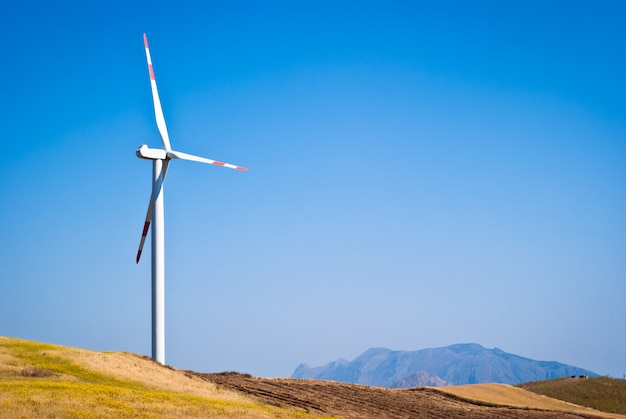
[192,372,618,419]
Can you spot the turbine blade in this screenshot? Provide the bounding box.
[136,160,170,263]
[143,33,172,151]
[136,205,152,263]
[167,150,248,171]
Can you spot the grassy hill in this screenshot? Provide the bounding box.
[519,376,626,415]
[0,336,330,418]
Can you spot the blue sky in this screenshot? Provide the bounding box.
[1,1,624,379]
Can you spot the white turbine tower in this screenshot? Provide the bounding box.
[136,33,247,364]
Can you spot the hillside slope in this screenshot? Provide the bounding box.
[193,372,624,419]
[520,377,626,415]
[439,383,625,418]
[0,337,327,418]
[1,337,622,419]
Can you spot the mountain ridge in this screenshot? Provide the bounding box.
[292,343,598,387]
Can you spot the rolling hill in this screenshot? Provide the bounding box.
[0,336,323,418]
[519,377,626,415]
[1,336,622,419]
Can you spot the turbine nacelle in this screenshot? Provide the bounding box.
[137,144,167,160]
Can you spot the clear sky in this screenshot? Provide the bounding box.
[1,1,624,379]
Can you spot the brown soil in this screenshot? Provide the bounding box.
[191,372,619,419]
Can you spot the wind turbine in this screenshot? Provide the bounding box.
[136,33,247,365]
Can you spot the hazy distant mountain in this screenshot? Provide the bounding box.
[292,343,597,387]
[392,371,451,388]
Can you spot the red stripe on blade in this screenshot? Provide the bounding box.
[143,33,149,49]
[148,64,155,80]
[236,166,248,171]
[136,250,142,264]
[212,161,225,166]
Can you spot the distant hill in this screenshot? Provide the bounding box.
[292,343,598,387]
[519,376,626,415]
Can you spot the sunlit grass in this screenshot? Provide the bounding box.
[0,337,333,418]
[2,339,144,388]
[0,381,315,418]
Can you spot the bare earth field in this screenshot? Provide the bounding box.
[193,372,625,419]
[2,337,625,419]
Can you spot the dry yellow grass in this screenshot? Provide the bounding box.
[437,383,626,419]
[0,336,334,419]
[61,348,249,403]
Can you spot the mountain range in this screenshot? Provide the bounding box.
[292,343,598,387]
